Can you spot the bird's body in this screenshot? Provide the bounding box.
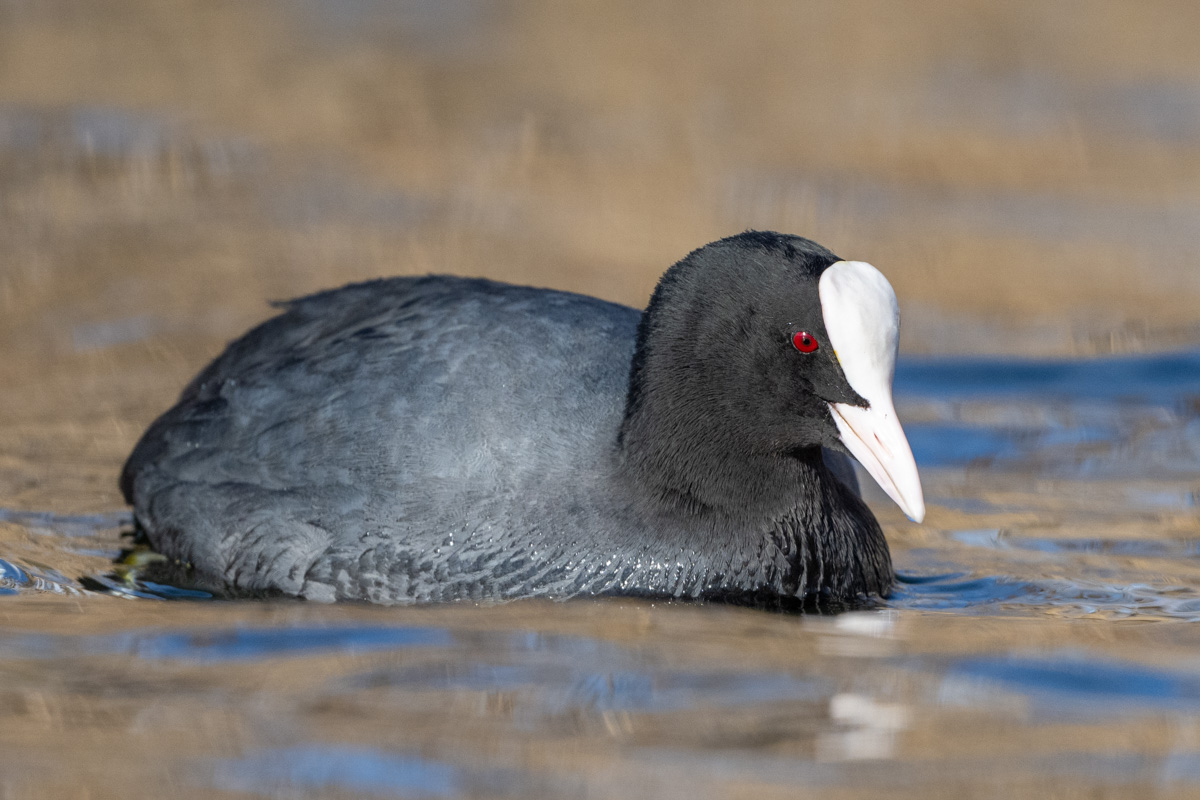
[122,232,921,608]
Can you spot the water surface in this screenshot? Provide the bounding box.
[4,349,1200,799]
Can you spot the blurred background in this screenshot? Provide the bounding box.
[2,0,1199,512]
[4,3,1200,798]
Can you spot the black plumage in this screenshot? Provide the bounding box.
[122,231,893,608]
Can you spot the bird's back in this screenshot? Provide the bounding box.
[122,276,642,600]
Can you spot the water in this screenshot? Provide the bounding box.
[4,1,1200,797]
[3,350,1200,797]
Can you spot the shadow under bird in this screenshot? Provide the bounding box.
[121,231,925,608]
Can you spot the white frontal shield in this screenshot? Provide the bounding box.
[819,261,925,523]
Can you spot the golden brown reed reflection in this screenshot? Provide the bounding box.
[2,1,1200,797]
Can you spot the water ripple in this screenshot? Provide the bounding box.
[945,651,1200,716]
[893,570,1200,620]
[0,624,454,662]
[0,556,82,596]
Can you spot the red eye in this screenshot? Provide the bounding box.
[792,331,819,353]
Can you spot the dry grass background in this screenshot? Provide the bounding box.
[0,0,1198,510]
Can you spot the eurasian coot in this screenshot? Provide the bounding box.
[121,231,924,608]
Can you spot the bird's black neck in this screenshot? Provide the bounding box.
[617,395,806,523]
[615,409,893,605]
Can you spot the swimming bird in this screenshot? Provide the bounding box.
[120,231,924,608]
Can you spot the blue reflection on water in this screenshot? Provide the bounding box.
[895,349,1200,405]
[893,567,1200,620]
[892,571,1040,610]
[0,555,81,596]
[949,530,1200,559]
[892,349,1200,471]
[903,424,1017,467]
[213,746,458,798]
[948,652,1200,714]
[904,422,1120,469]
[0,557,28,587]
[131,625,454,661]
[0,625,454,662]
